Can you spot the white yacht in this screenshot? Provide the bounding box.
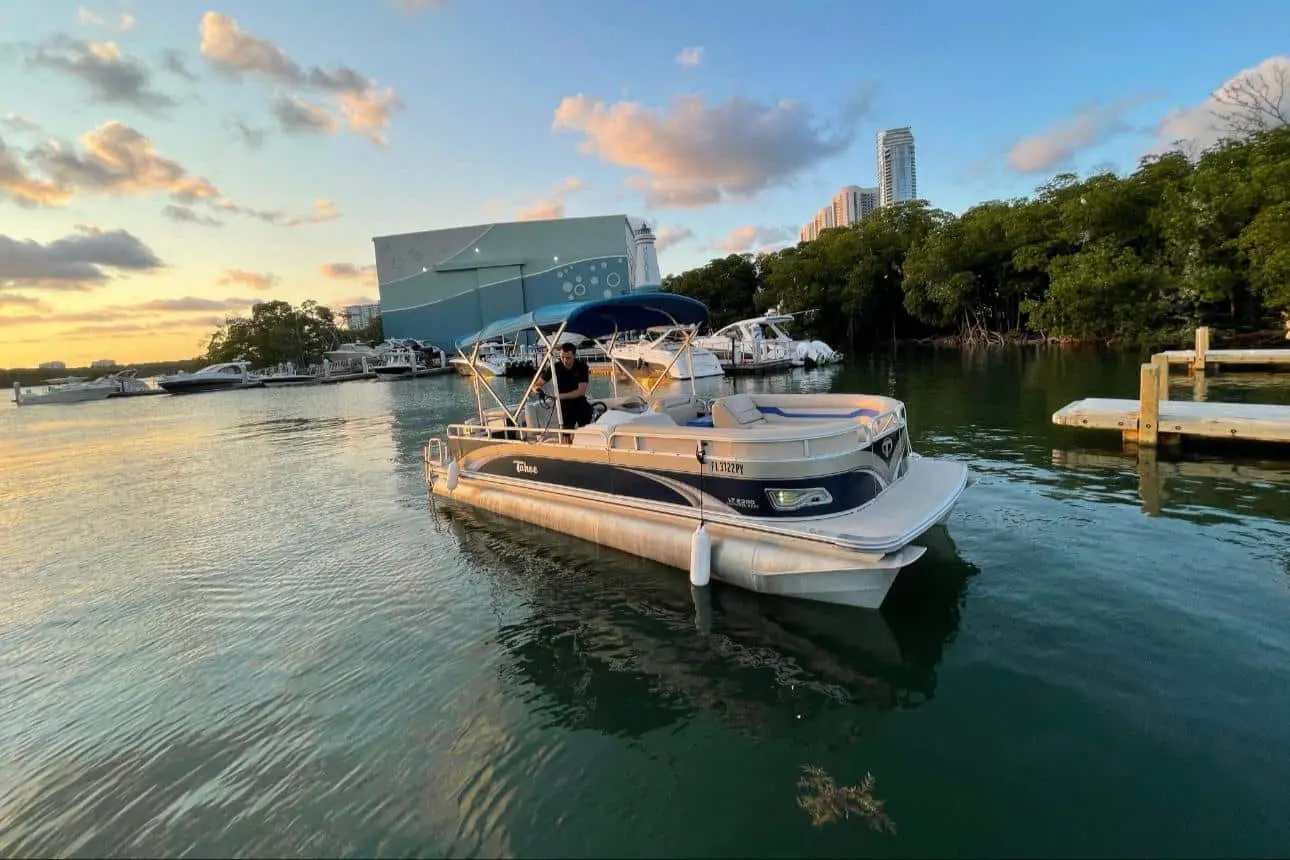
[691,317,797,374]
[11,368,155,406]
[424,292,971,610]
[603,327,725,380]
[742,312,843,367]
[156,361,263,394]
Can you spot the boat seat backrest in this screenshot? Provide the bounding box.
[710,393,767,428]
[649,392,702,424]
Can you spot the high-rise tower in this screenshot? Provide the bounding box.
[877,127,917,208]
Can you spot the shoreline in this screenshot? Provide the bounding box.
[888,327,1290,352]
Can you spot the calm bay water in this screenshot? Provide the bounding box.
[2,349,1289,859]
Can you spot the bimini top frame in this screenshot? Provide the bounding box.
[452,290,710,430]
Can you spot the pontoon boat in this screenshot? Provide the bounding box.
[423,293,971,609]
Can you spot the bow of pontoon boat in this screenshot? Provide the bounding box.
[424,291,971,609]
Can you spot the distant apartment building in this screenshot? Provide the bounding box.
[799,186,879,242]
[39,361,66,370]
[877,127,917,208]
[832,185,880,227]
[90,359,117,369]
[342,302,381,330]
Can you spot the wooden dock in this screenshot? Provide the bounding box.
[1053,356,1290,447]
[1158,326,1290,373]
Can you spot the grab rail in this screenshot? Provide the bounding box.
[441,408,907,459]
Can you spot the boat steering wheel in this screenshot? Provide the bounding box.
[589,400,608,420]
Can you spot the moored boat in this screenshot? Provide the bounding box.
[423,292,971,609]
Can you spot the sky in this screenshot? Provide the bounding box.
[1,0,1289,368]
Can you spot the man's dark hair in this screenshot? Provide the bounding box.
[560,342,576,354]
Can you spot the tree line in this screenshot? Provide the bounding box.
[662,124,1290,350]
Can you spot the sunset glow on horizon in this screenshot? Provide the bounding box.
[3,0,1286,368]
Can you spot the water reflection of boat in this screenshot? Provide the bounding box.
[435,503,976,739]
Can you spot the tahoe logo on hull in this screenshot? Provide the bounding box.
[513,460,539,475]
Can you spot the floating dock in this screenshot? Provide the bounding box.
[1053,356,1290,447]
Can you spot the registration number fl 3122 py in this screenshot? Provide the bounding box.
[708,459,744,475]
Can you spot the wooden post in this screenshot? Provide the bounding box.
[1152,352,1169,402]
[1192,326,1210,373]
[1138,362,1159,447]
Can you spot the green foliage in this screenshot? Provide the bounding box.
[351,314,384,344]
[662,127,1290,348]
[205,299,342,367]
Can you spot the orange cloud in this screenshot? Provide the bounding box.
[200,11,403,146]
[713,225,792,254]
[1,120,337,225]
[552,90,874,208]
[515,176,585,221]
[320,262,376,280]
[218,269,279,291]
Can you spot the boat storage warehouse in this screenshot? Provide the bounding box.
[373,215,657,348]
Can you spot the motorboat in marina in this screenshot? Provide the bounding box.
[11,368,156,405]
[156,360,263,394]
[259,361,319,387]
[691,317,797,374]
[423,292,971,609]
[738,312,843,368]
[602,327,725,380]
[449,340,509,378]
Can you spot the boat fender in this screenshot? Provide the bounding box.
[445,459,460,492]
[689,524,711,587]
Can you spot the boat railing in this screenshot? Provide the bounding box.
[443,406,905,458]
[426,437,449,466]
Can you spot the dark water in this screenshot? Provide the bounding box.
[2,349,1289,859]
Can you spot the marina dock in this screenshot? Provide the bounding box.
[1157,326,1290,373]
[1053,355,1290,447]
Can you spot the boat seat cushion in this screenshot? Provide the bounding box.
[711,393,767,428]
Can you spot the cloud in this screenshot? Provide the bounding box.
[76,7,135,31]
[199,12,403,146]
[1,121,339,225]
[162,204,223,226]
[320,262,376,280]
[515,176,585,221]
[218,268,279,291]
[0,225,164,290]
[0,138,70,206]
[229,120,265,149]
[1007,94,1157,174]
[675,47,703,67]
[161,49,198,81]
[713,225,792,254]
[1,296,261,332]
[20,33,176,111]
[552,88,874,208]
[654,225,694,251]
[24,120,219,202]
[1154,55,1290,154]
[138,296,260,313]
[271,95,341,135]
[1,114,42,134]
[0,292,48,309]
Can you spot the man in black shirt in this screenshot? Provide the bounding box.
[537,341,592,438]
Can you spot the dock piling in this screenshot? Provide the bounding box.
[1136,362,1160,447]
[1192,326,1210,374]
